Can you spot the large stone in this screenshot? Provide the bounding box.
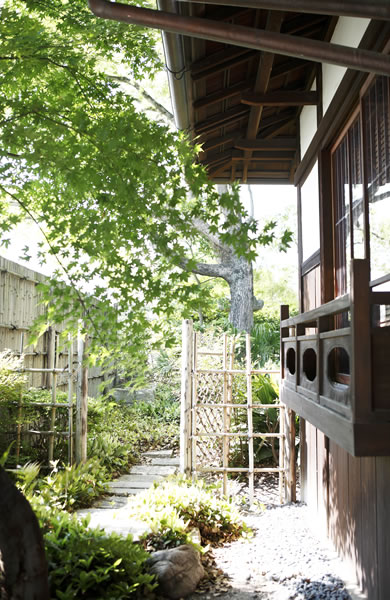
[147,545,204,599]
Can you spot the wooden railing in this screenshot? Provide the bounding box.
[280,258,390,456]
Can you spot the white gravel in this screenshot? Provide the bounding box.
[189,475,361,600]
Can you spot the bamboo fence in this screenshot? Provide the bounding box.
[180,319,296,504]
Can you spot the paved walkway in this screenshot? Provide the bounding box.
[77,449,179,539]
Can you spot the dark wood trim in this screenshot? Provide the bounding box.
[281,384,355,455]
[190,46,251,76]
[235,137,297,151]
[294,21,390,186]
[370,291,390,305]
[281,293,350,327]
[302,249,321,276]
[350,259,372,421]
[241,90,318,106]
[369,273,390,289]
[281,385,390,456]
[193,79,255,110]
[316,64,323,124]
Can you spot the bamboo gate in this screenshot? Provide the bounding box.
[180,320,296,504]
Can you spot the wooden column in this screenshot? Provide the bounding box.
[284,407,297,502]
[75,331,88,464]
[350,258,371,421]
[180,319,193,475]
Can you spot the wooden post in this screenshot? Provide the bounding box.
[350,258,371,421]
[75,330,88,464]
[180,319,193,475]
[246,334,254,505]
[284,407,296,502]
[279,403,285,504]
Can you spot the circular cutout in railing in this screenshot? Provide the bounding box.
[286,347,296,375]
[303,348,317,382]
[327,347,350,386]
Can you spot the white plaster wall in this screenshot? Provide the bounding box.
[322,17,370,113]
[301,161,320,261]
[300,103,317,159]
[299,17,369,161]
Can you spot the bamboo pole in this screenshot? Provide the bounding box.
[16,332,24,462]
[180,319,193,475]
[191,330,198,480]
[48,332,58,463]
[222,334,229,497]
[67,337,74,465]
[246,334,254,505]
[75,330,88,464]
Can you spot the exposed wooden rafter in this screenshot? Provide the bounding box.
[241,90,318,106]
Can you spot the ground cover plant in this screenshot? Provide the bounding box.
[127,476,249,550]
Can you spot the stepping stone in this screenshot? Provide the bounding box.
[77,507,150,540]
[150,457,180,467]
[109,479,159,490]
[94,495,130,509]
[143,449,174,458]
[113,473,163,485]
[106,486,141,496]
[130,465,177,476]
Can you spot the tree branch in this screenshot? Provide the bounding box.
[107,74,174,124]
[181,258,231,281]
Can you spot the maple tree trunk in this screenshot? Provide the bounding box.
[0,467,49,600]
[227,258,254,333]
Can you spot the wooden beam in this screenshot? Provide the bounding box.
[89,2,390,77]
[194,78,255,110]
[170,0,390,21]
[241,90,318,106]
[208,160,233,178]
[271,59,311,80]
[201,133,237,152]
[195,105,249,134]
[242,11,284,182]
[191,50,257,81]
[234,137,297,150]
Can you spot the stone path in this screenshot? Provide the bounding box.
[77,449,179,539]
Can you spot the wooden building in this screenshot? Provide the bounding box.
[88,1,390,597]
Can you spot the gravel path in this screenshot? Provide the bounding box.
[188,476,360,600]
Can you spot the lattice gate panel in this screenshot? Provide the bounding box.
[180,320,294,504]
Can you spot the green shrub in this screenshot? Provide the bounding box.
[127,476,249,548]
[230,374,280,466]
[33,507,156,600]
[0,349,26,402]
[13,458,108,511]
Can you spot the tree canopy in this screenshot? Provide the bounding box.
[0,0,288,370]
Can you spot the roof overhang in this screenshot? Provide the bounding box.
[88,0,390,184]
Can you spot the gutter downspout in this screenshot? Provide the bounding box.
[88,0,390,77]
[157,0,189,131]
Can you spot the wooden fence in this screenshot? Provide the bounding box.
[0,255,105,397]
[180,320,296,503]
